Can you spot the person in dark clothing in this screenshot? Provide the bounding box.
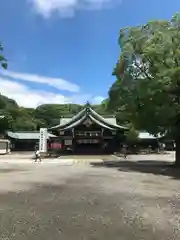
[122,144,128,159]
[34,149,41,162]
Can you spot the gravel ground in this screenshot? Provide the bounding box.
[0,153,179,240]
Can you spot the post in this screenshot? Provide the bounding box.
[39,128,47,153]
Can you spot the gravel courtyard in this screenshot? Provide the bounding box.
[0,153,180,240]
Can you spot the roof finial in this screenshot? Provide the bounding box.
[85,101,90,106]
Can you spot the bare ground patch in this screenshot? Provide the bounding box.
[0,161,179,239]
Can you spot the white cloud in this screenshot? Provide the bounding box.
[92,95,105,104]
[0,70,79,93]
[29,0,121,18]
[0,77,69,108]
[0,77,104,108]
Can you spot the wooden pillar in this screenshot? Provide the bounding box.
[72,128,75,138]
[101,128,104,137]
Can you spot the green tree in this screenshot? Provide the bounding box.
[92,102,108,115]
[107,78,135,125]
[125,123,139,144]
[108,79,122,113]
[12,117,37,131]
[113,13,180,165]
[34,104,83,127]
[0,111,14,134]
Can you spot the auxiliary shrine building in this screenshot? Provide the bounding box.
[48,103,127,154]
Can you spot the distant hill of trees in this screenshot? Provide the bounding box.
[0,94,110,132]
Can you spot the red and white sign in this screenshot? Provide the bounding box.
[50,143,62,149]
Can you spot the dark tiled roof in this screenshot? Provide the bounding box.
[49,105,127,131]
[7,131,56,140]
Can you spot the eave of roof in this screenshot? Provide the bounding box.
[6,131,56,140]
[58,115,87,130]
[0,139,10,142]
[49,108,86,130]
[89,115,116,130]
[89,108,127,129]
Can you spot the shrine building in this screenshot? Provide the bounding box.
[48,103,127,154]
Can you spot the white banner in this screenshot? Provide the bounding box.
[39,128,47,152]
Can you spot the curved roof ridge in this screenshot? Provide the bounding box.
[89,115,115,130]
[49,108,86,130]
[56,115,87,131]
[89,107,127,129]
[71,108,86,120]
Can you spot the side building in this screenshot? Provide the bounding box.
[48,103,128,154]
[6,131,57,151]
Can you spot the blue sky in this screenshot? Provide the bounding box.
[0,0,179,108]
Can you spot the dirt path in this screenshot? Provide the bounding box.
[0,156,179,239]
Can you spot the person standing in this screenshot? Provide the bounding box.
[35,149,41,162]
[122,144,128,159]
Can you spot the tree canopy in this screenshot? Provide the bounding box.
[109,12,180,165]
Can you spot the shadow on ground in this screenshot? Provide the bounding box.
[0,168,26,173]
[91,160,180,180]
[0,179,172,240]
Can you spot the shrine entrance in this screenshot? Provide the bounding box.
[74,138,103,154]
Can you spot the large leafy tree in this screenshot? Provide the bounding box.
[0,44,8,133]
[112,13,180,165]
[0,110,14,134]
[124,123,139,144]
[92,99,110,115]
[108,78,133,125]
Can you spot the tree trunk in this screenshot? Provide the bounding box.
[175,138,180,166]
